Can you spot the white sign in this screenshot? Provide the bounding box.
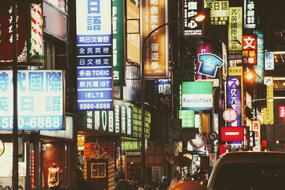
[265,52,274,70]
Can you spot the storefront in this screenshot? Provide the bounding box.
[77,99,151,189]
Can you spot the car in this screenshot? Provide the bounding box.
[207,151,285,190]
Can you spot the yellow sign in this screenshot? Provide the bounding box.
[264,84,274,125]
[143,0,168,78]
[210,1,229,25]
[228,66,243,76]
[228,7,243,51]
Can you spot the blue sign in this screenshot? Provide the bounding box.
[76,0,113,111]
[226,76,242,126]
[198,53,223,78]
[0,70,64,130]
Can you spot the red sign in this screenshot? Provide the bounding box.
[223,108,238,123]
[221,127,244,142]
[279,106,285,118]
[242,35,257,65]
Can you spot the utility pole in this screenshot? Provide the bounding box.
[12,0,19,189]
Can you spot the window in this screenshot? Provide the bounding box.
[90,163,106,179]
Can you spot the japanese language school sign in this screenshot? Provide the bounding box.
[244,0,256,29]
[0,2,29,64]
[226,76,242,127]
[184,0,203,36]
[228,7,243,51]
[0,70,64,130]
[181,81,213,110]
[210,1,229,25]
[76,0,113,111]
[143,0,168,78]
[242,35,257,65]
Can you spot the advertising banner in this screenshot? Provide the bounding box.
[126,0,140,64]
[143,0,168,78]
[181,81,213,110]
[113,0,125,86]
[244,0,256,29]
[85,100,151,139]
[195,43,212,80]
[226,76,242,126]
[252,121,260,151]
[265,52,274,70]
[253,30,264,83]
[263,84,274,125]
[0,70,64,130]
[221,126,244,142]
[0,2,29,64]
[210,1,229,25]
[76,0,113,111]
[228,7,243,51]
[184,0,204,36]
[242,35,257,65]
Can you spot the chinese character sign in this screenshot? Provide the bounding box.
[184,0,203,36]
[242,35,257,65]
[143,0,168,79]
[113,0,125,86]
[244,0,256,29]
[253,30,264,83]
[0,2,28,64]
[228,7,243,51]
[210,1,229,25]
[252,121,260,151]
[279,106,285,118]
[76,0,113,111]
[0,70,64,130]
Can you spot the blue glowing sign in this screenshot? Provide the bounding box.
[76,0,113,111]
[198,53,223,78]
[0,70,64,130]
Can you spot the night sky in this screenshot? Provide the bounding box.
[256,0,285,27]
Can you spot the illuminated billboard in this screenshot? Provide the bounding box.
[242,35,257,65]
[228,7,243,51]
[0,2,29,64]
[210,1,229,25]
[113,0,125,86]
[0,70,64,130]
[181,81,213,110]
[184,0,204,36]
[143,0,169,78]
[226,76,242,126]
[76,0,113,111]
[244,0,256,29]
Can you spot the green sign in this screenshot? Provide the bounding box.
[113,0,125,86]
[181,81,213,110]
[179,110,195,128]
[122,139,141,151]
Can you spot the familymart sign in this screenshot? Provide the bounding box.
[181,81,213,110]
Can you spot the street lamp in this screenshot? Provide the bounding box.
[139,11,206,184]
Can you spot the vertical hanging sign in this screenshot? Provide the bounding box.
[228,7,243,51]
[76,0,113,111]
[30,3,44,66]
[0,2,28,64]
[143,0,168,78]
[184,0,203,36]
[226,76,242,126]
[113,0,125,86]
[242,35,257,65]
[244,0,256,29]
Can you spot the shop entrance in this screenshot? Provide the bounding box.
[87,158,108,190]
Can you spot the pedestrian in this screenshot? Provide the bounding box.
[114,171,131,190]
[72,168,93,190]
[159,176,168,190]
[168,171,181,190]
